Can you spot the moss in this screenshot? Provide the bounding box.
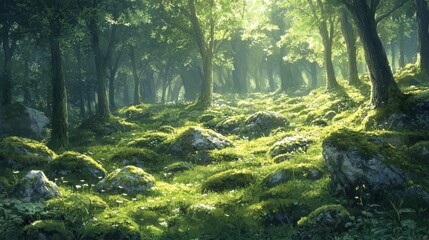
[82,213,141,240]
[22,220,72,240]
[201,169,256,192]
[297,204,349,226]
[395,64,425,88]
[263,164,323,187]
[158,125,175,133]
[268,136,313,158]
[164,161,193,173]
[208,148,244,162]
[0,136,57,170]
[97,166,155,195]
[248,199,310,226]
[48,151,106,183]
[79,115,133,136]
[127,132,170,150]
[110,148,162,168]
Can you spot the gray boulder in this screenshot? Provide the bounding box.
[264,164,323,187]
[170,127,233,155]
[241,111,289,137]
[14,170,61,202]
[97,166,155,195]
[322,130,407,196]
[0,103,49,140]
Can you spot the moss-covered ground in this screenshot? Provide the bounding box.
[2,75,429,239]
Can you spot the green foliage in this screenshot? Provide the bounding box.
[110,148,162,169]
[22,220,71,240]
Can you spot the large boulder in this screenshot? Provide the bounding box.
[0,137,57,170]
[97,166,155,195]
[322,130,408,196]
[170,127,233,155]
[268,136,313,158]
[48,151,106,184]
[241,111,289,137]
[0,103,49,140]
[14,170,61,202]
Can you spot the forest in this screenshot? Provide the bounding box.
[1,0,429,239]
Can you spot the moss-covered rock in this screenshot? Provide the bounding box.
[241,111,289,137]
[394,64,424,88]
[22,220,72,240]
[323,129,408,196]
[0,136,57,169]
[158,125,175,133]
[408,141,429,163]
[127,132,169,150]
[14,170,61,202]
[97,166,155,195]
[79,115,132,136]
[311,118,328,126]
[201,169,255,192]
[110,148,161,168]
[170,127,233,156]
[249,200,310,226]
[297,204,349,229]
[82,214,141,240]
[268,136,313,158]
[164,161,194,173]
[48,151,106,183]
[215,116,245,134]
[263,164,323,187]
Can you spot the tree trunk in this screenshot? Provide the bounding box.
[416,0,429,77]
[267,59,276,91]
[1,24,15,106]
[319,20,339,90]
[399,21,406,68]
[88,17,110,119]
[340,8,360,85]
[49,29,68,148]
[76,46,86,119]
[391,44,396,72]
[23,58,33,106]
[346,1,403,107]
[310,61,318,89]
[129,46,141,105]
[232,34,248,95]
[142,68,156,103]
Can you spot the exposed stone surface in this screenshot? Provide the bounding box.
[268,136,313,158]
[0,103,49,140]
[215,116,245,134]
[0,136,57,169]
[170,127,233,155]
[14,170,61,202]
[241,111,289,137]
[48,151,106,183]
[97,166,155,195]
[264,165,323,187]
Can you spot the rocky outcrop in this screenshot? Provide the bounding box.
[97,166,155,195]
[14,170,61,202]
[0,103,49,140]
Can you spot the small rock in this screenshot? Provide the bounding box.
[311,118,328,126]
[164,161,194,173]
[298,204,349,230]
[22,220,72,240]
[202,169,255,192]
[170,127,233,156]
[97,166,155,195]
[241,111,289,137]
[14,170,61,202]
[324,111,337,120]
[264,165,323,187]
[268,136,313,158]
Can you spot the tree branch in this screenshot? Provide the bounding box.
[376,0,410,24]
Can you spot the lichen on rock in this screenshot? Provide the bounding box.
[14,170,61,202]
[268,136,313,158]
[241,111,289,137]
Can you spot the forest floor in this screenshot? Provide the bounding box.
[2,73,429,239]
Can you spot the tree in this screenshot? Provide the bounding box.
[340,7,360,85]
[341,0,406,107]
[416,0,429,77]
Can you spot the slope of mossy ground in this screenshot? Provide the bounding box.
[2,81,429,239]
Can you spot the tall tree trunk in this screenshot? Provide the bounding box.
[391,44,396,72]
[399,21,406,68]
[319,19,339,90]
[345,1,403,108]
[310,61,318,89]
[49,28,68,148]
[122,74,130,105]
[416,0,429,77]
[340,8,360,85]
[267,59,276,91]
[76,46,86,119]
[232,34,248,95]
[129,46,141,105]
[1,24,15,106]
[88,17,111,119]
[142,68,156,103]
